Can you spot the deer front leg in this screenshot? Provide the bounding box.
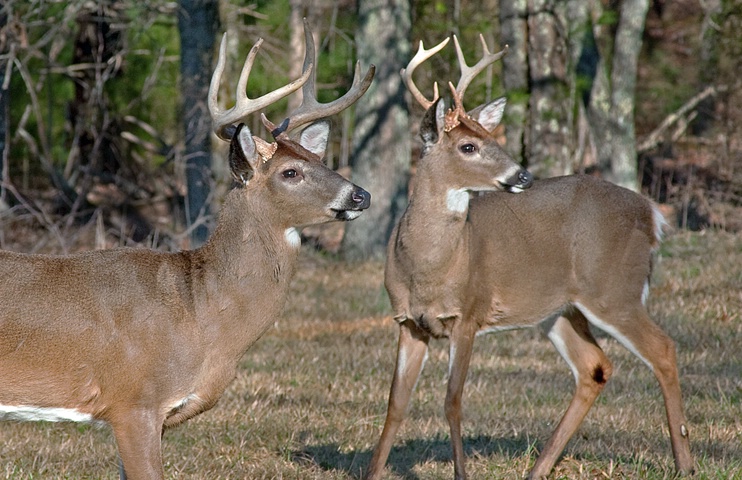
[366,319,430,480]
[111,409,165,480]
[445,321,476,480]
[530,313,613,480]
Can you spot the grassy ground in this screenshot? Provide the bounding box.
[0,231,740,479]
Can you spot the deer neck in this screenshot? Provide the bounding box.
[397,170,472,274]
[190,188,300,359]
[387,169,473,336]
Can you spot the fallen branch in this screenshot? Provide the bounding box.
[638,84,729,153]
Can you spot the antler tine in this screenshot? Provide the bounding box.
[452,34,508,103]
[272,19,376,137]
[401,37,451,110]
[208,33,313,141]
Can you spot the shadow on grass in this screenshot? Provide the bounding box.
[291,431,741,478]
[292,434,534,479]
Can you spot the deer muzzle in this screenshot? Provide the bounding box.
[502,169,533,193]
[335,186,371,221]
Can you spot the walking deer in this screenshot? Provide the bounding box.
[365,36,693,480]
[0,22,373,479]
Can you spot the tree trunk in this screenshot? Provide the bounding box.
[65,1,124,220]
[287,0,305,114]
[70,1,123,180]
[525,0,572,177]
[586,0,649,191]
[0,5,8,208]
[500,0,647,189]
[178,0,220,246]
[341,0,411,261]
[499,0,528,166]
[500,0,572,178]
[695,0,723,136]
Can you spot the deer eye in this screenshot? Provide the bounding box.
[459,143,477,154]
[282,169,298,178]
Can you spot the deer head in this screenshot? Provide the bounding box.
[209,19,374,229]
[403,35,532,195]
[228,120,369,229]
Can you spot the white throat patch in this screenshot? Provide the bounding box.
[284,228,301,248]
[446,188,470,214]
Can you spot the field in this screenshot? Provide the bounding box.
[0,231,740,479]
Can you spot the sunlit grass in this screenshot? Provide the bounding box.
[1,231,740,478]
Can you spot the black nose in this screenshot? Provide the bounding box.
[517,170,533,188]
[352,188,371,209]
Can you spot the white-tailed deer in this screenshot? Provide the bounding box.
[0,22,373,479]
[365,35,693,480]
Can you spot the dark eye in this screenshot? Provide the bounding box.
[282,169,298,178]
[459,143,476,154]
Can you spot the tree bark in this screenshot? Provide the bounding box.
[499,0,528,166]
[0,4,8,208]
[525,0,572,177]
[178,0,219,246]
[65,1,124,221]
[500,0,647,189]
[341,0,411,261]
[586,0,648,191]
[500,0,572,178]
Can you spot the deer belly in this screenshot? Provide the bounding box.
[0,404,97,423]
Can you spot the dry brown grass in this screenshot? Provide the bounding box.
[1,231,740,479]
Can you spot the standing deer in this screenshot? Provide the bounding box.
[0,22,373,480]
[365,35,693,480]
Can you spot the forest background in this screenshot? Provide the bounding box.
[1,0,740,255]
[0,1,740,479]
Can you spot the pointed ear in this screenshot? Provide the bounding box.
[229,123,259,185]
[420,98,446,146]
[468,97,506,133]
[298,120,330,159]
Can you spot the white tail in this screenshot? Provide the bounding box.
[365,35,693,480]
[0,22,373,480]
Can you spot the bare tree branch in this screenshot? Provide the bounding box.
[638,84,729,153]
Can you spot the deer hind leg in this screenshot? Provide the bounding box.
[366,320,430,480]
[575,301,694,475]
[111,409,165,480]
[529,311,613,480]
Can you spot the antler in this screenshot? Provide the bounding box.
[451,34,508,109]
[208,33,313,141]
[266,19,376,138]
[400,37,450,110]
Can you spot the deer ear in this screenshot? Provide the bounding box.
[298,120,330,159]
[421,98,446,146]
[469,97,506,133]
[229,123,259,185]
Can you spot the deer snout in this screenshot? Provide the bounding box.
[334,186,371,221]
[503,168,533,193]
[352,188,371,210]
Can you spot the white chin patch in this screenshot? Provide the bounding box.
[507,185,525,193]
[341,210,362,221]
[446,188,470,213]
[284,228,301,248]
